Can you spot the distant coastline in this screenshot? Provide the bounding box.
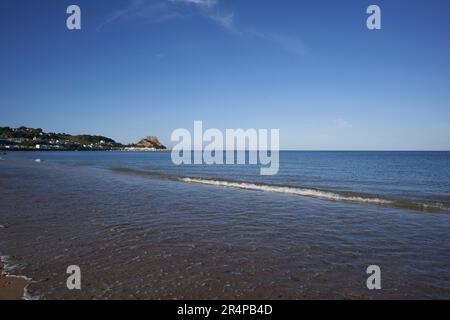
[0,126,167,152]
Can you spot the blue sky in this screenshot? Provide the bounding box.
[1,0,450,150]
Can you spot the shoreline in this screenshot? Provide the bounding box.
[0,149,170,152]
[0,257,29,300]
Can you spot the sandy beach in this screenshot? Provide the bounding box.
[0,258,28,300]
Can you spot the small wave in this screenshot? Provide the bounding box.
[180,177,450,213]
[180,177,392,205]
[109,167,450,213]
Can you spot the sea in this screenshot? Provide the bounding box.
[0,151,450,299]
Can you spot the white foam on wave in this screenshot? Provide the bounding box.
[419,202,450,212]
[180,177,393,205]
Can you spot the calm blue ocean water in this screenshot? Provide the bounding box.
[1,151,450,299]
[8,151,450,212]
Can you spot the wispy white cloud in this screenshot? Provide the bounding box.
[97,0,178,31]
[208,12,235,31]
[333,118,351,129]
[97,0,308,56]
[96,0,141,31]
[97,0,233,33]
[248,31,308,56]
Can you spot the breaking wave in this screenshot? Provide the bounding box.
[180,177,450,213]
[180,177,392,204]
[110,167,450,213]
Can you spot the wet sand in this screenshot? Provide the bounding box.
[0,258,28,300]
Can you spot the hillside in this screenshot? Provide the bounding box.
[0,126,166,151]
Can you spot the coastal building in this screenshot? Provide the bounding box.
[123,147,157,152]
